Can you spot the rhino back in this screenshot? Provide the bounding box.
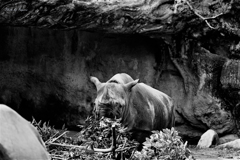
[108,73,134,84]
[129,83,174,131]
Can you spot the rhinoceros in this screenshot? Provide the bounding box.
[90,73,175,143]
[0,104,50,160]
[107,73,134,84]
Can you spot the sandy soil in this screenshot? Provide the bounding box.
[189,147,240,160]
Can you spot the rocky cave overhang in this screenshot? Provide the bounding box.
[1,0,240,143]
[0,0,239,38]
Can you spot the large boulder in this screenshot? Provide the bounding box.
[220,59,240,132]
[174,89,235,141]
[221,59,240,89]
[193,92,235,134]
[0,104,50,160]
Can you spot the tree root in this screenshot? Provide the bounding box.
[168,46,189,94]
[185,0,229,29]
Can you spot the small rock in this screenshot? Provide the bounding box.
[219,134,239,144]
[216,139,240,149]
[197,129,219,148]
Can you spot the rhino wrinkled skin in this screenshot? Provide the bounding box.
[91,73,175,143]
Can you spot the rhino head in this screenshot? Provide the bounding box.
[90,76,139,119]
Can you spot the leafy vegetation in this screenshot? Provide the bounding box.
[32,117,194,160]
[133,128,194,160]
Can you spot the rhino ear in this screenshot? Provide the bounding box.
[90,76,103,91]
[125,79,139,92]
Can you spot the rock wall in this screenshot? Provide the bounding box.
[0,26,236,140]
[0,27,166,128]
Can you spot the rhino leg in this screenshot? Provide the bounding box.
[129,129,152,150]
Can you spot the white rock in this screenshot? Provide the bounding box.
[216,139,240,149]
[197,129,219,148]
[0,104,50,160]
[219,134,239,144]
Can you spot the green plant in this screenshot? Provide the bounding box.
[133,128,194,160]
[32,116,194,160]
[31,117,59,142]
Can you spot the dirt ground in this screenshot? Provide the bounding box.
[189,146,240,160]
